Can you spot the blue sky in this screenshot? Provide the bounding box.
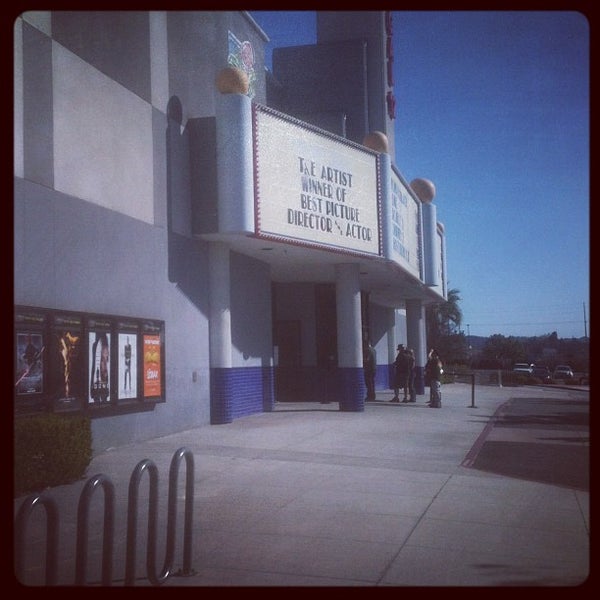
[250,10,590,340]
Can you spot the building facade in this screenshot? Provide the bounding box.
[14,11,447,453]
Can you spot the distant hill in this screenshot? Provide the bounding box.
[466,335,487,352]
[465,334,589,373]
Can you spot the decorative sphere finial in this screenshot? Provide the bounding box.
[363,131,389,153]
[410,178,436,203]
[216,67,249,94]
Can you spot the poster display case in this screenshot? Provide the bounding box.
[14,306,165,417]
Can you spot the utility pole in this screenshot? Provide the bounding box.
[583,302,588,339]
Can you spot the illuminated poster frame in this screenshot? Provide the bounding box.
[253,105,382,257]
[142,320,164,400]
[15,331,44,395]
[15,309,46,409]
[88,317,112,407]
[117,319,139,402]
[50,312,85,413]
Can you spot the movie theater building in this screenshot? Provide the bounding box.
[14,11,447,453]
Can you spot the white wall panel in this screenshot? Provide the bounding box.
[53,43,154,223]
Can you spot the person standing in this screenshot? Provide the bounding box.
[404,348,416,402]
[391,344,407,402]
[363,339,377,402]
[425,349,443,408]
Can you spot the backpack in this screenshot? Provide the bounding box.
[395,351,408,373]
[426,358,443,381]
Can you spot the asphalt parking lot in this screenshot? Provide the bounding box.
[463,394,589,491]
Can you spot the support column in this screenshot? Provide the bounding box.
[215,71,254,234]
[386,307,396,389]
[209,242,233,423]
[422,201,439,287]
[406,299,427,395]
[335,263,364,411]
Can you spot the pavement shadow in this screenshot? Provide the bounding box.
[467,396,589,491]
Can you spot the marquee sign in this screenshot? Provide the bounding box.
[253,106,381,256]
[390,168,421,278]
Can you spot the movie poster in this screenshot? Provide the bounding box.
[51,315,84,404]
[89,331,111,404]
[143,334,162,398]
[15,332,44,395]
[118,332,137,400]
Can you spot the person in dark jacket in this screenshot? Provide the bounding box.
[425,349,443,408]
[391,344,408,402]
[404,348,416,402]
[363,339,377,401]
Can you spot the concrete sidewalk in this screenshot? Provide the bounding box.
[14,383,590,587]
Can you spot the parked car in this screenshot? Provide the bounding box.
[513,363,533,374]
[553,365,574,380]
[531,365,552,383]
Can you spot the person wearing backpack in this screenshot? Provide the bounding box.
[425,349,443,408]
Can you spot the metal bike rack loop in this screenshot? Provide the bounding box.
[124,447,195,585]
[15,492,60,585]
[124,458,159,585]
[74,474,116,586]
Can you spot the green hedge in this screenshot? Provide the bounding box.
[14,413,92,497]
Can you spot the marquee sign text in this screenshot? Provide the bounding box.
[255,108,380,255]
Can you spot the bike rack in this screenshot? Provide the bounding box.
[14,447,195,586]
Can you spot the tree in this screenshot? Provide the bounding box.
[479,334,526,368]
[425,288,467,365]
[426,288,463,339]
